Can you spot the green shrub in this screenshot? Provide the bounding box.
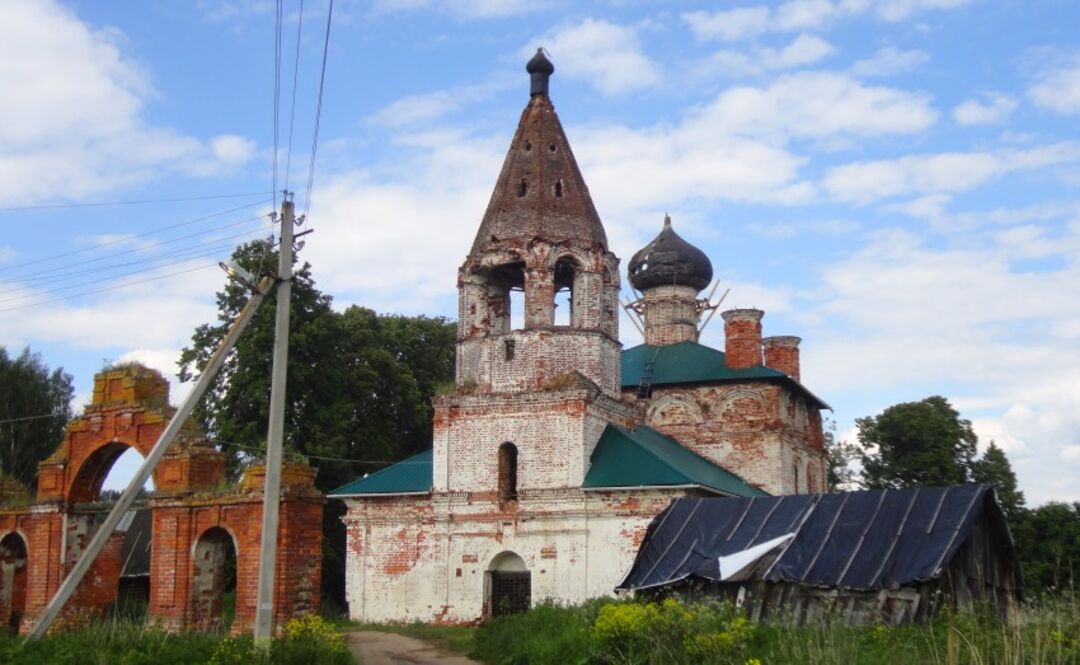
[471,601,602,665]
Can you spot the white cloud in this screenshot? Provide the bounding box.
[705,34,836,76]
[0,0,256,206]
[683,0,970,41]
[747,218,861,239]
[532,20,662,95]
[368,79,511,128]
[797,220,1080,503]
[1028,55,1080,115]
[823,143,1080,204]
[695,71,936,143]
[850,46,929,77]
[952,93,1018,126]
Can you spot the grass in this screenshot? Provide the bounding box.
[0,614,355,665]
[460,593,1080,665]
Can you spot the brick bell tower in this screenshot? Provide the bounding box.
[455,48,622,396]
[435,49,634,496]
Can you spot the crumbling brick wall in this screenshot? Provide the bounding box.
[0,366,323,635]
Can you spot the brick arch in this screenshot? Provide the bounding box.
[647,394,706,426]
[66,440,153,504]
[0,530,29,630]
[189,525,238,631]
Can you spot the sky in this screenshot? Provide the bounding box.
[1,0,1078,503]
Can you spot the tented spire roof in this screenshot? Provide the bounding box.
[469,50,607,257]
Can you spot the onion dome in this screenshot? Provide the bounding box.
[628,215,713,292]
[526,48,554,96]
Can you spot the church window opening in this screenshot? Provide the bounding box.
[504,338,515,361]
[554,257,577,327]
[498,443,518,500]
[517,179,527,197]
[555,179,563,197]
[524,141,532,151]
[488,262,525,332]
[548,143,557,152]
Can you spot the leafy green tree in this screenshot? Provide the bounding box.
[857,395,977,489]
[0,347,74,490]
[1011,502,1080,592]
[971,441,1025,520]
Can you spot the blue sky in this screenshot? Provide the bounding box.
[1,0,1079,503]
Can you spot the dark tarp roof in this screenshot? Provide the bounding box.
[583,424,767,497]
[618,484,1013,592]
[329,449,433,496]
[621,342,830,409]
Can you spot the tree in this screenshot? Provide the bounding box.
[1011,502,1080,592]
[857,395,977,489]
[823,418,859,490]
[0,347,74,490]
[971,441,1025,520]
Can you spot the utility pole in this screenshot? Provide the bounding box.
[253,194,294,646]
[28,273,275,640]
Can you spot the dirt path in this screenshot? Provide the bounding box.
[346,630,481,665]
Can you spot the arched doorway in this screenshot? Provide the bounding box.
[487,551,530,617]
[191,527,238,631]
[0,532,28,631]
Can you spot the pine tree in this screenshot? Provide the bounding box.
[971,441,1025,520]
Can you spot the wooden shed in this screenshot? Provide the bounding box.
[617,484,1021,625]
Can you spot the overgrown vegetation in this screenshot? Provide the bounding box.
[468,595,1080,665]
[0,615,354,665]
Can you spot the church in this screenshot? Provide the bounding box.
[330,50,829,623]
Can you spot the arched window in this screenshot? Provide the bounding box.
[553,257,577,327]
[498,443,518,500]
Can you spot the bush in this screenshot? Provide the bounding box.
[470,601,602,665]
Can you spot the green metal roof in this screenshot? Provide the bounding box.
[583,424,768,497]
[329,449,432,496]
[621,341,829,409]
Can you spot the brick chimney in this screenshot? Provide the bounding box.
[722,309,764,369]
[762,335,801,382]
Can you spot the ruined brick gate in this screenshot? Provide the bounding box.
[0,365,323,633]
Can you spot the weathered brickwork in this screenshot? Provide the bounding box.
[0,366,323,635]
[640,285,702,346]
[641,382,826,495]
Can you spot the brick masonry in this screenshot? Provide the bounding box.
[0,365,323,635]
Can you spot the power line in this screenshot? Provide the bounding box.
[0,236,271,306]
[0,413,68,425]
[0,199,273,275]
[2,214,272,283]
[0,263,217,314]
[0,191,271,213]
[303,0,334,217]
[284,0,305,189]
[215,439,421,466]
[10,225,275,289]
[273,0,284,212]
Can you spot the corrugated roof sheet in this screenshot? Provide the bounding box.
[329,449,433,496]
[617,484,1013,592]
[583,424,768,498]
[621,342,830,409]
